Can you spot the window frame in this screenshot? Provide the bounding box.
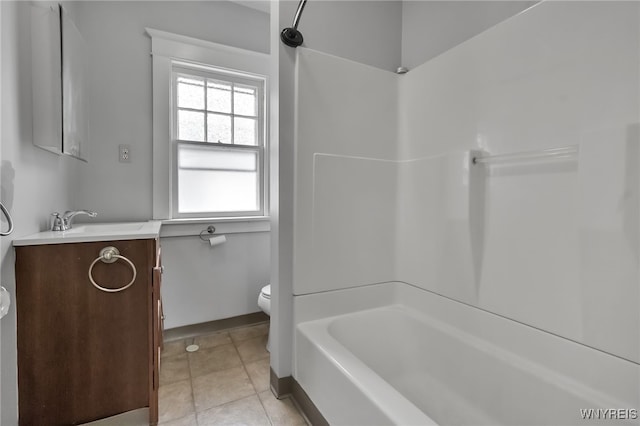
[171,64,266,218]
[147,28,270,222]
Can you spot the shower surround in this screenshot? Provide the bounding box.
[290,2,640,424]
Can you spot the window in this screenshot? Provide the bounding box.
[172,65,265,217]
[147,28,269,222]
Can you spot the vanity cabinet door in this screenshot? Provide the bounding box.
[15,239,155,425]
[150,244,163,425]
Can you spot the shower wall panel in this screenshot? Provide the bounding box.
[311,154,398,292]
[397,1,640,363]
[292,1,639,363]
[395,151,480,304]
[293,48,398,295]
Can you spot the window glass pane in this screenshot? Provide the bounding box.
[234,85,257,116]
[178,170,258,213]
[172,67,265,217]
[178,145,259,212]
[177,76,204,110]
[178,144,257,171]
[178,110,205,141]
[234,117,257,146]
[207,81,231,113]
[207,113,231,144]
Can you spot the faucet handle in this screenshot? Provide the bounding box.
[50,212,64,231]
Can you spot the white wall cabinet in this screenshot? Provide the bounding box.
[31,2,88,161]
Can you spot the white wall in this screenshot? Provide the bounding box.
[1,2,82,423]
[73,1,272,329]
[161,231,270,329]
[73,0,270,221]
[401,1,537,70]
[292,0,402,72]
[278,0,530,75]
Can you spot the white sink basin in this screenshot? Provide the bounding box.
[69,223,146,233]
[13,221,162,246]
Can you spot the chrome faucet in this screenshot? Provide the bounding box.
[51,210,97,231]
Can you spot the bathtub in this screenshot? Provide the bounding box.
[294,282,639,426]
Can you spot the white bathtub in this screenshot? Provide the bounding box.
[294,282,639,426]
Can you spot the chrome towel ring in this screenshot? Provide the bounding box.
[88,246,137,293]
[0,202,14,236]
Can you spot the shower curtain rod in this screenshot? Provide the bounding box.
[281,0,308,48]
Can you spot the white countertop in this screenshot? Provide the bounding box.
[13,221,162,246]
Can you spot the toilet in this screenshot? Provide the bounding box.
[257,284,271,316]
[257,284,271,351]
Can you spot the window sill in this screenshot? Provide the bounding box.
[160,216,270,238]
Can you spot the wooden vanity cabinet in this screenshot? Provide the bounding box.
[15,238,162,425]
[150,246,163,425]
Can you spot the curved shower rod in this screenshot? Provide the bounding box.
[281,0,307,48]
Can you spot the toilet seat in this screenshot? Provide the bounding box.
[258,284,271,316]
[260,284,271,299]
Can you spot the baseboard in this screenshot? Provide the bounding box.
[270,368,293,396]
[292,379,329,426]
[270,370,329,426]
[163,312,269,342]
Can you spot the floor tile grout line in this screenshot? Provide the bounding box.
[255,384,275,426]
[189,335,263,416]
[234,332,274,426]
[229,323,270,347]
[188,341,240,381]
[156,378,195,425]
[158,352,191,388]
[256,393,275,426]
[234,336,260,395]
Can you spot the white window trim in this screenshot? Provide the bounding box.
[159,217,270,238]
[147,28,270,227]
[172,67,265,218]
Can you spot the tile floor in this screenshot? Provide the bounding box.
[158,322,308,426]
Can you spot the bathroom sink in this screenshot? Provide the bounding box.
[13,221,162,246]
[70,223,146,233]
